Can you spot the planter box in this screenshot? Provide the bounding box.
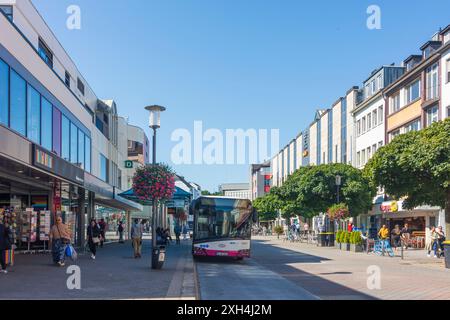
[350,244,363,253]
[340,243,350,251]
[335,241,341,249]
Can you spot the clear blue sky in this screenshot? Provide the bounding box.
[33,0,450,191]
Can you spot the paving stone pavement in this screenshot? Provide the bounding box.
[251,236,450,300]
[0,240,196,300]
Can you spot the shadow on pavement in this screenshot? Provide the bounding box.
[250,239,376,300]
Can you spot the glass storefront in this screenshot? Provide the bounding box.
[95,205,127,242]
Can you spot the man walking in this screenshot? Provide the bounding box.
[131,219,143,258]
[98,218,107,248]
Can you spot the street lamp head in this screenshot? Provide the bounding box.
[335,175,342,186]
[145,105,166,129]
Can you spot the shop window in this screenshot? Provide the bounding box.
[41,97,52,151]
[10,70,26,136]
[27,84,41,144]
[0,59,8,126]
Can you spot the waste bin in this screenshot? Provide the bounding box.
[152,246,166,269]
[444,241,450,269]
[318,233,335,247]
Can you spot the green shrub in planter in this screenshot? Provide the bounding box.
[336,231,342,243]
[349,231,364,252]
[274,226,284,239]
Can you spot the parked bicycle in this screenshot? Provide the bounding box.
[373,239,395,257]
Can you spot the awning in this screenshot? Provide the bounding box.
[118,188,153,206]
[172,187,192,200]
[84,172,143,211]
[119,186,192,207]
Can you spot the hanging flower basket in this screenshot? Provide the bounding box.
[132,163,176,203]
[327,203,349,221]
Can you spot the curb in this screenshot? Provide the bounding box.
[193,255,201,300]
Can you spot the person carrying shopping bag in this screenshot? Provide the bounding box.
[49,216,72,267]
[87,219,101,260]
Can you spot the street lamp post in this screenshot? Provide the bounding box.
[145,105,166,270]
[335,175,342,232]
[335,175,341,204]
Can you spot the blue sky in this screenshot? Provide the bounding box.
[33,0,450,191]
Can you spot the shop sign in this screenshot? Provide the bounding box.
[380,200,400,213]
[32,144,84,185]
[124,160,133,169]
[35,149,53,169]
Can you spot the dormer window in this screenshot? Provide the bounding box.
[444,31,450,44]
[421,41,442,59]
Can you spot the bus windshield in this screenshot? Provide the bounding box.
[193,198,253,241]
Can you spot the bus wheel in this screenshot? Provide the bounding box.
[236,257,244,261]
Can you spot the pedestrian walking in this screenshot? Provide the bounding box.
[164,228,172,244]
[174,224,181,245]
[400,223,411,250]
[49,216,71,267]
[98,218,107,248]
[391,225,401,251]
[87,219,101,260]
[182,224,188,240]
[426,226,436,257]
[0,222,11,274]
[117,221,125,243]
[434,226,446,258]
[131,219,143,258]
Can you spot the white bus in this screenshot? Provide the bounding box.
[190,196,256,259]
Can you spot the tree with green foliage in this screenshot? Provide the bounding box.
[364,118,450,237]
[252,187,283,222]
[280,163,375,218]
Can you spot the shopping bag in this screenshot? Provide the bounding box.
[70,246,78,261]
[65,244,73,258]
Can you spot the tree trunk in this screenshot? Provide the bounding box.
[445,191,450,241]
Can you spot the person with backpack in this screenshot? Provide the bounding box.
[117,221,125,243]
[0,222,12,274]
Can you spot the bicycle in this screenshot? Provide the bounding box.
[373,239,395,257]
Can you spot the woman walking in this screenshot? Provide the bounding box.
[49,216,71,267]
[117,221,125,244]
[0,222,11,274]
[87,219,101,260]
[391,225,401,251]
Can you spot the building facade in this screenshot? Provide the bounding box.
[353,65,405,169]
[250,162,271,201]
[219,183,251,200]
[0,1,145,250]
